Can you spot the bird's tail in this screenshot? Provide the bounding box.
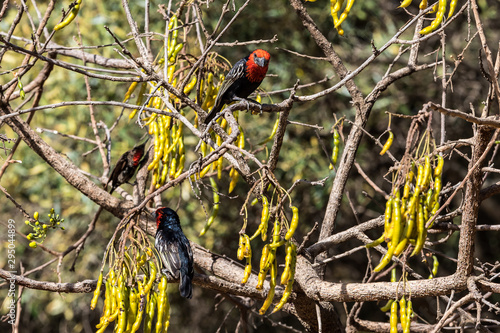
[204,103,222,125]
[179,267,193,299]
[104,180,115,194]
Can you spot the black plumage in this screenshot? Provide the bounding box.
[204,49,270,124]
[155,207,194,299]
[104,141,147,194]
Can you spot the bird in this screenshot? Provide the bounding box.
[154,207,194,299]
[104,140,148,194]
[204,49,271,124]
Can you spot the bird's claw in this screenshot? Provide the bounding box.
[245,100,251,113]
[162,269,177,280]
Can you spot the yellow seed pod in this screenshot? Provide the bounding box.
[183,76,197,95]
[241,257,252,284]
[54,0,82,31]
[332,129,340,165]
[229,169,239,193]
[237,235,246,261]
[434,154,444,177]
[335,0,356,28]
[90,272,104,310]
[448,0,457,18]
[380,131,394,156]
[284,206,299,241]
[123,81,138,102]
[256,245,272,290]
[390,300,398,333]
[380,299,394,312]
[280,242,296,285]
[250,197,270,241]
[144,261,157,294]
[399,0,413,8]
[419,0,447,35]
[259,257,277,314]
[256,93,262,103]
[271,275,294,313]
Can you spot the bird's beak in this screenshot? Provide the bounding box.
[255,56,269,68]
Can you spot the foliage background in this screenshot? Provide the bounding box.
[1,0,500,332]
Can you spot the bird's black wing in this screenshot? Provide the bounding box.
[205,57,247,124]
[155,230,182,279]
[216,57,247,101]
[177,235,194,299]
[105,153,128,193]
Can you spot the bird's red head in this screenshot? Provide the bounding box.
[132,148,143,165]
[132,144,146,166]
[156,207,178,228]
[246,49,270,83]
[156,208,165,228]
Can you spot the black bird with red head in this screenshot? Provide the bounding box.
[204,49,271,124]
[105,140,148,194]
[154,207,194,299]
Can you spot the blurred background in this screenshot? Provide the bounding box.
[1,0,499,331]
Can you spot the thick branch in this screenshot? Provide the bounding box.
[306,216,384,257]
[429,102,500,128]
[0,268,96,293]
[480,181,500,201]
[294,256,466,302]
[355,319,432,333]
[456,126,495,276]
[192,240,469,303]
[288,0,368,253]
